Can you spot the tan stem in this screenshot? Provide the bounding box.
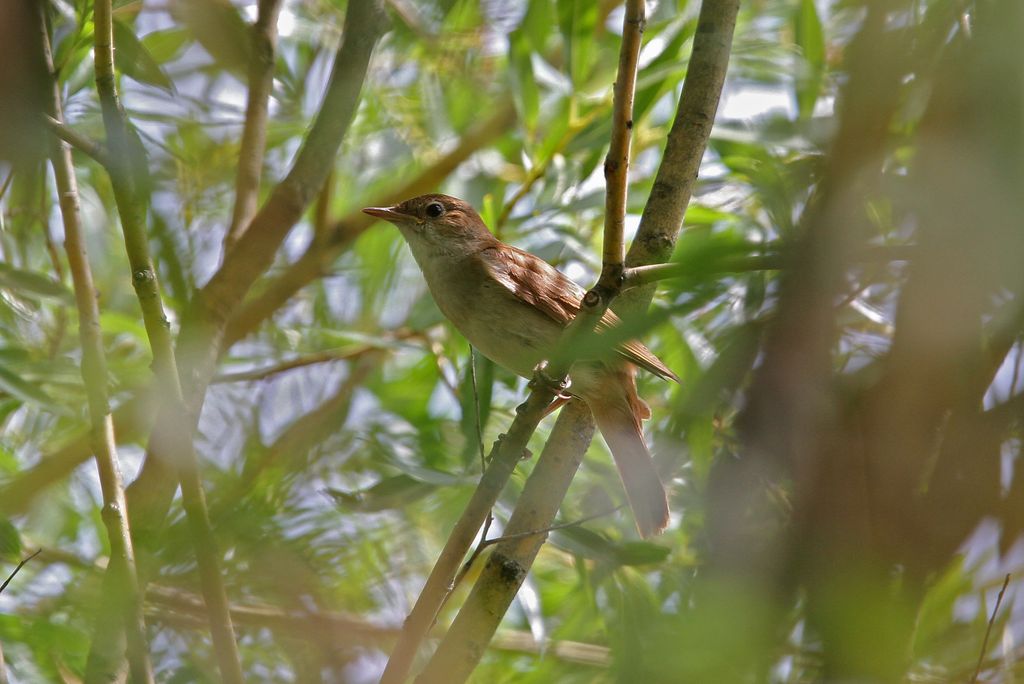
[224,0,284,249]
[91,0,245,680]
[417,402,595,683]
[44,10,154,677]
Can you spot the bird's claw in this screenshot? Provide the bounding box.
[529,360,570,394]
[492,433,533,461]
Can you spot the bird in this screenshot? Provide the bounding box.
[363,194,675,537]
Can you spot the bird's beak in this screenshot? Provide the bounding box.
[362,206,410,223]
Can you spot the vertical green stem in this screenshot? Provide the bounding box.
[40,6,153,681]
[91,1,245,681]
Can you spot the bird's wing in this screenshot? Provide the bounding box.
[483,245,679,383]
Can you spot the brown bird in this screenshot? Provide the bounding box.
[363,194,675,537]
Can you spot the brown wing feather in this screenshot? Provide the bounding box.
[482,245,679,383]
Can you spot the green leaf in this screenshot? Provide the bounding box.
[509,30,540,130]
[614,541,672,566]
[522,0,554,52]
[0,263,72,303]
[552,527,668,567]
[113,19,176,92]
[0,518,21,562]
[0,363,58,409]
[794,0,825,118]
[140,27,192,63]
[557,0,599,88]
[171,0,252,77]
[325,476,438,512]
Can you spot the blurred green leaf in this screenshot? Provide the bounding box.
[0,363,59,409]
[557,0,599,88]
[326,475,438,512]
[794,0,825,118]
[140,27,192,63]
[114,19,175,92]
[0,518,21,562]
[0,264,72,303]
[509,31,540,130]
[171,0,252,77]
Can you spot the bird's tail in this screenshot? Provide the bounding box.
[588,375,669,538]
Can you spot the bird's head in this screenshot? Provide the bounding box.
[362,194,494,256]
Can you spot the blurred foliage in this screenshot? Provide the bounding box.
[0,0,1021,681]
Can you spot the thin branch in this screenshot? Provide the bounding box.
[42,114,110,168]
[469,348,487,472]
[379,381,565,684]
[145,584,610,667]
[599,0,645,288]
[197,0,389,333]
[120,8,388,673]
[42,6,152,679]
[223,100,516,348]
[418,401,596,683]
[621,0,740,315]
[453,504,626,594]
[0,169,13,203]
[0,549,41,596]
[212,328,419,384]
[620,244,914,289]
[970,573,1011,684]
[91,0,245,680]
[623,254,778,289]
[224,0,284,250]
[475,504,626,551]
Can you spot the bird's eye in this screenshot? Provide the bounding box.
[424,202,445,218]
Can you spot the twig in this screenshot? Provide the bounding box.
[42,5,153,679]
[211,329,419,383]
[0,549,41,595]
[622,254,780,288]
[224,0,284,250]
[417,401,596,683]
[448,512,494,609]
[0,169,13,202]
[621,0,740,316]
[620,244,914,289]
[453,504,627,592]
[198,0,388,334]
[42,114,110,168]
[379,382,564,684]
[145,583,610,667]
[120,9,388,676]
[600,0,645,288]
[469,347,487,472]
[970,573,1011,684]
[475,504,627,550]
[91,0,245,680]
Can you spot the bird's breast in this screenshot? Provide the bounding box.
[418,254,561,378]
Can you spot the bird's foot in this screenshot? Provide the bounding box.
[528,360,571,396]
[492,433,533,461]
